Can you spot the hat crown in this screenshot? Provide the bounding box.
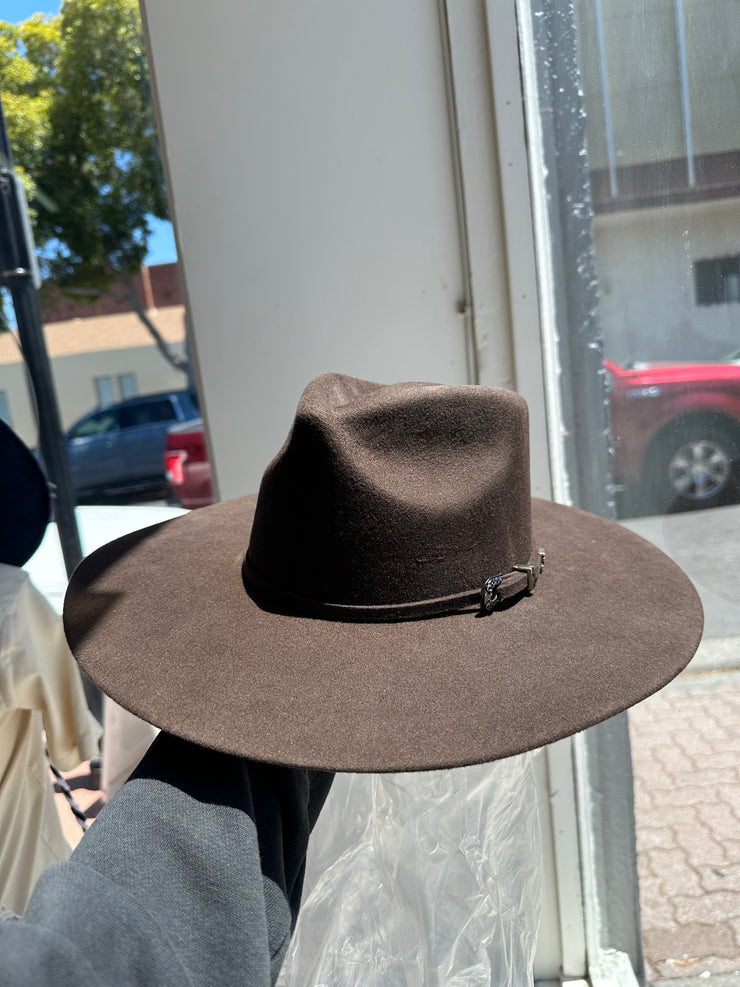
[246,374,533,608]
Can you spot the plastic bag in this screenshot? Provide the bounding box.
[278,754,541,986]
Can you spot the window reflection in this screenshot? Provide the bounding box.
[567,2,740,977]
[574,0,740,519]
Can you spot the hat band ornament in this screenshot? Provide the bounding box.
[242,547,545,623]
[481,548,545,614]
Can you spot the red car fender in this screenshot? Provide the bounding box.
[606,361,740,482]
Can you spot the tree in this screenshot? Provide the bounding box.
[0,1,187,374]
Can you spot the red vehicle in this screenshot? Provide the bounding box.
[606,353,740,514]
[164,418,214,509]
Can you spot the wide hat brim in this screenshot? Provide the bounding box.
[63,494,703,772]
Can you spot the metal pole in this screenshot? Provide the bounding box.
[5,273,83,576]
[593,0,619,199]
[0,97,102,724]
[0,101,83,577]
[674,0,696,187]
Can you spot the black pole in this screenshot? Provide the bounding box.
[7,274,84,569]
[0,103,82,576]
[0,97,102,724]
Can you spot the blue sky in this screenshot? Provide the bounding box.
[142,220,177,267]
[5,0,178,267]
[5,2,59,22]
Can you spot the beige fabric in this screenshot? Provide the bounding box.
[102,697,158,801]
[0,564,101,914]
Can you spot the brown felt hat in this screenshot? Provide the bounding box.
[63,374,703,772]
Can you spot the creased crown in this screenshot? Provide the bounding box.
[245,374,533,609]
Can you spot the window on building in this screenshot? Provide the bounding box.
[0,391,11,427]
[118,373,138,399]
[694,255,740,306]
[95,376,116,406]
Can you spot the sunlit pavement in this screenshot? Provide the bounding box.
[623,505,740,982]
[44,500,740,982]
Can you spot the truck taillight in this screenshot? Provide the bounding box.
[165,450,187,485]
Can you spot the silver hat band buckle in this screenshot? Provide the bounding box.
[480,549,546,615]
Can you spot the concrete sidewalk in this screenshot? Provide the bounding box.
[624,504,740,983]
[630,670,740,981]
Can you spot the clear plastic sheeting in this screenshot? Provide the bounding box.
[278,754,541,987]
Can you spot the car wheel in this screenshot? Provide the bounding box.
[642,418,740,514]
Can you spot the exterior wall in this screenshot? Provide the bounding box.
[0,362,34,443]
[593,196,740,364]
[51,343,188,427]
[574,0,740,367]
[576,0,740,170]
[574,0,740,268]
[142,0,481,499]
[0,310,187,446]
[0,342,187,447]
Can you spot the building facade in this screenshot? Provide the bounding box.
[0,264,187,446]
[575,0,740,364]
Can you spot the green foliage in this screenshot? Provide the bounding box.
[0,14,59,196]
[1,0,168,299]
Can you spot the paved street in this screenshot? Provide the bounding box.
[624,505,740,983]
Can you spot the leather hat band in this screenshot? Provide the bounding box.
[242,548,545,623]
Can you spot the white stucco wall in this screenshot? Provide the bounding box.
[141,0,480,499]
[576,0,740,168]
[593,197,740,364]
[0,341,187,446]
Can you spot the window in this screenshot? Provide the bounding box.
[0,391,11,427]
[120,398,177,428]
[118,373,138,399]
[69,409,122,439]
[95,374,140,404]
[695,255,740,305]
[95,376,116,406]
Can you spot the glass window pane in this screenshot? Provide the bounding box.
[527,0,740,975]
[70,409,121,438]
[120,398,177,428]
[568,0,740,517]
[95,376,116,406]
[118,373,138,399]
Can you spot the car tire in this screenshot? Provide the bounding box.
[640,417,740,515]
